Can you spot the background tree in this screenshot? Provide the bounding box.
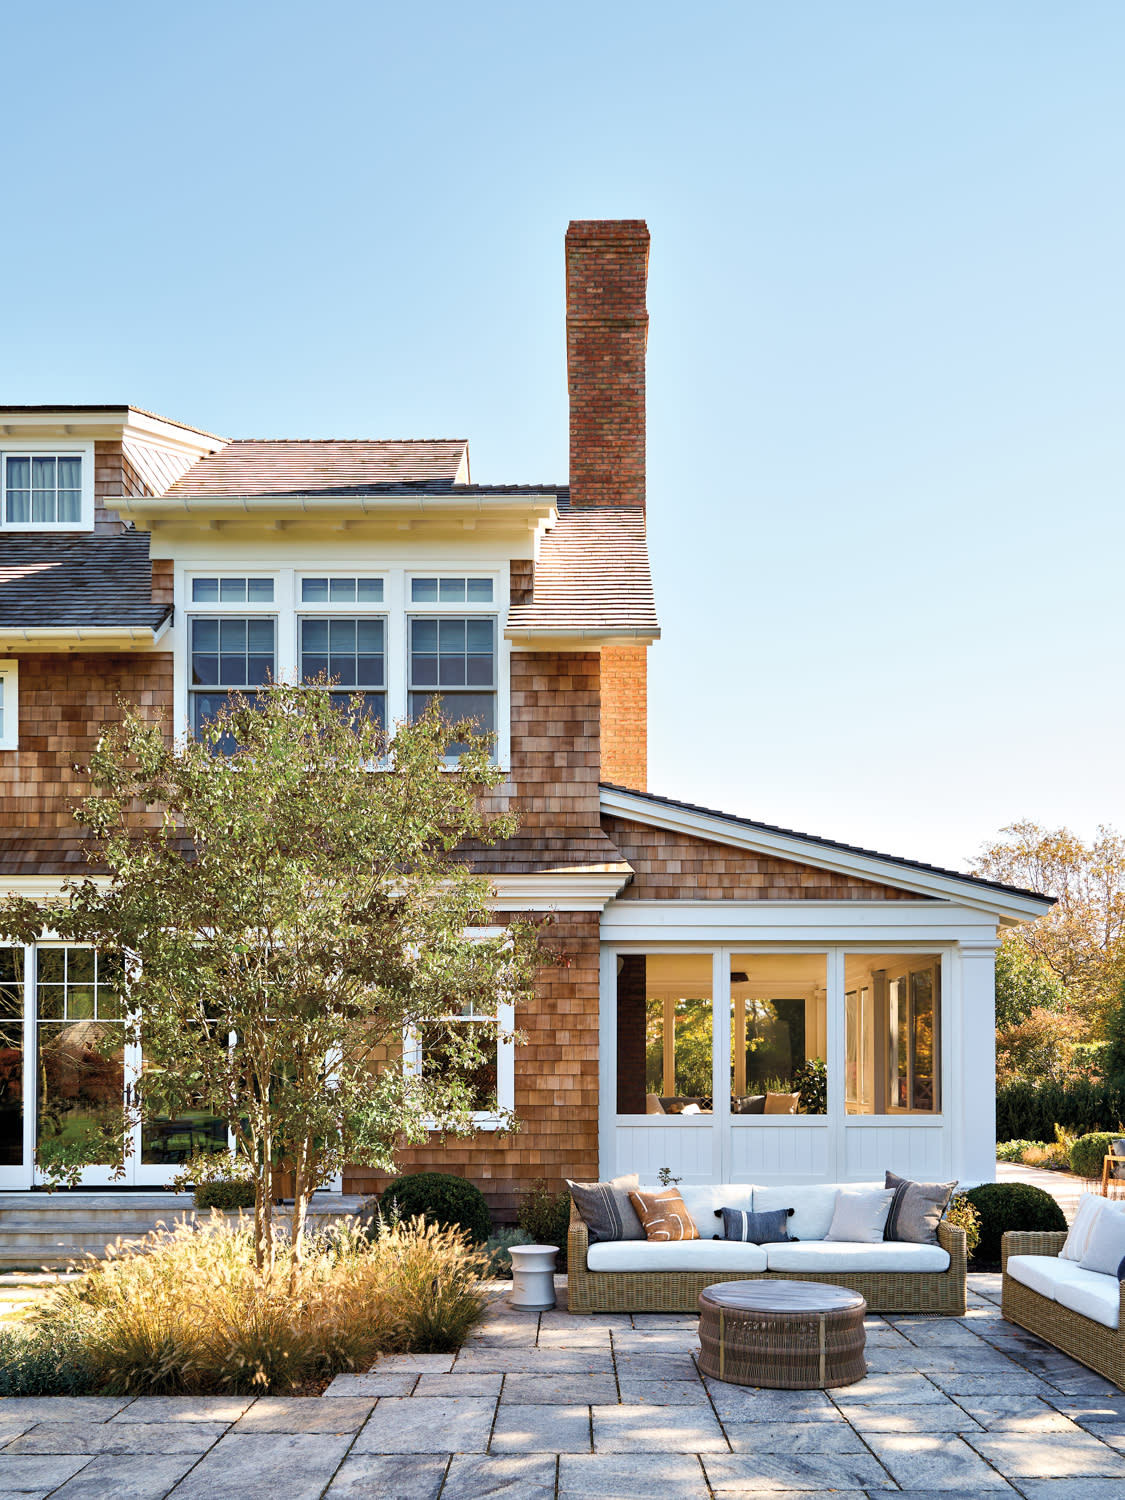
[0,686,544,1278]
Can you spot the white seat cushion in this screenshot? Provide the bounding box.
[675,1184,755,1238]
[1005,1254,1093,1302]
[586,1238,768,1273]
[753,1185,839,1242]
[763,1239,950,1273]
[1055,1268,1123,1330]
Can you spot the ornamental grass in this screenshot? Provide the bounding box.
[0,1212,488,1397]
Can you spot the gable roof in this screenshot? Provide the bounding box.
[507,498,659,640]
[161,439,469,497]
[0,533,168,630]
[600,784,1054,920]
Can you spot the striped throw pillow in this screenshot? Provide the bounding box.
[628,1188,700,1242]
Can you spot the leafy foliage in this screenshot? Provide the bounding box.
[0,1326,95,1396]
[944,1193,982,1259]
[792,1057,827,1115]
[995,942,1068,1030]
[996,1079,1125,1141]
[517,1178,571,1268]
[380,1172,492,1245]
[195,1179,256,1211]
[0,686,544,1277]
[963,1182,1067,1263]
[1069,1131,1122,1181]
[482,1226,532,1278]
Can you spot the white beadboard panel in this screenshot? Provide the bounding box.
[728,1124,831,1182]
[613,1125,718,1184]
[842,1125,947,1181]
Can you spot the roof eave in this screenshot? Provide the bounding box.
[599,785,1054,922]
[506,626,660,647]
[0,615,171,652]
[118,492,559,522]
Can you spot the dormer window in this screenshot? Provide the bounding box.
[1,446,93,531]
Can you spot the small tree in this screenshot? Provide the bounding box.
[1102,972,1125,1090]
[0,685,543,1280]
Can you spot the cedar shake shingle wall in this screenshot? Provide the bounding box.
[151,558,174,607]
[0,653,173,873]
[510,651,601,827]
[509,558,534,607]
[567,220,649,509]
[602,816,921,901]
[600,645,647,791]
[343,908,601,1218]
[93,440,128,533]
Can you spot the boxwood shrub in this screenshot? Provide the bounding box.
[1069,1131,1122,1181]
[380,1172,491,1244]
[963,1182,1067,1263]
[194,1179,256,1211]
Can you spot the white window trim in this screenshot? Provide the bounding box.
[0,660,18,750]
[0,441,95,532]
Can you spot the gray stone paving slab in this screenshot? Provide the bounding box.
[968,1432,1125,1477]
[0,1429,29,1451]
[724,1420,868,1451]
[960,1397,1083,1432]
[0,1456,91,1492]
[354,1397,496,1455]
[454,1350,613,1374]
[558,1452,709,1498]
[591,1403,727,1453]
[1048,1395,1125,1420]
[109,1397,253,1423]
[630,1315,697,1329]
[5,1422,227,1455]
[500,1374,617,1404]
[233,1396,374,1432]
[322,1373,419,1397]
[167,1431,353,1500]
[1017,1485,1125,1500]
[489,1404,590,1453]
[864,1431,1013,1489]
[0,1400,129,1424]
[701,1452,897,1491]
[614,1377,709,1405]
[323,1453,448,1498]
[831,1372,946,1403]
[536,1326,612,1349]
[928,1370,1056,1396]
[376,1353,457,1373]
[703,1383,841,1423]
[442,1453,556,1497]
[612,1353,699,1381]
[535,1313,630,1330]
[610,1331,700,1353]
[1075,1420,1125,1448]
[47,1454,196,1499]
[839,1401,983,1432]
[414,1374,504,1398]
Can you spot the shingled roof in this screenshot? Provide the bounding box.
[162,439,469,497]
[0,534,167,630]
[507,499,659,637]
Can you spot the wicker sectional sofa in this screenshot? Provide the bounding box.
[1003,1229,1125,1388]
[568,1182,967,1316]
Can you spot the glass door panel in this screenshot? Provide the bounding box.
[0,949,26,1181]
[729,954,828,1113]
[134,1022,232,1183]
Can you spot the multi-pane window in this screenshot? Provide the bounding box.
[302,577,383,603]
[299,617,385,728]
[408,617,496,743]
[844,954,941,1114]
[410,577,493,604]
[189,617,277,743]
[0,662,16,751]
[36,948,123,1022]
[0,949,23,1167]
[4,455,82,526]
[191,577,275,603]
[36,948,125,1169]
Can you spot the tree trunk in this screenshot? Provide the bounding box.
[254,1126,275,1276]
[288,1138,313,1297]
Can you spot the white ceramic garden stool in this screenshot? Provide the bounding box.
[508,1244,559,1311]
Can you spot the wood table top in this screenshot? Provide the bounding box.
[700,1280,866,1314]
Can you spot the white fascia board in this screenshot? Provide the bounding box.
[118,493,559,523]
[488,871,630,911]
[0,875,108,901]
[600,898,1000,945]
[0,621,169,651]
[506,628,660,647]
[600,787,1051,923]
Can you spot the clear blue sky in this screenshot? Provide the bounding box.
[5,2,1123,873]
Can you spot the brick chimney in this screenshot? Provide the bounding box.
[566,219,649,509]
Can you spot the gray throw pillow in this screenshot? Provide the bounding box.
[714,1206,795,1243]
[884,1170,957,1246]
[566,1173,645,1243]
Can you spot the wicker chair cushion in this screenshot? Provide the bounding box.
[1006,1253,1093,1301]
[764,1240,950,1273]
[1055,1268,1122,1329]
[586,1237,768,1273]
[1060,1192,1109,1261]
[1080,1207,1125,1278]
[753,1184,839,1241]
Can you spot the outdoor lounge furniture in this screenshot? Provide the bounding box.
[697,1279,867,1388]
[1003,1229,1125,1388]
[568,1182,967,1315]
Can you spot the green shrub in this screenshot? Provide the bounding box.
[792,1057,827,1114]
[963,1182,1067,1263]
[997,1079,1125,1141]
[380,1172,491,1245]
[944,1193,982,1259]
[1069,1131,1122,1181]
[194,1179,256,1211]
[0,1325,95,1396]
[482,1226,532,1279]
[996,1139,1044,1162]
[516,1178,571,1270]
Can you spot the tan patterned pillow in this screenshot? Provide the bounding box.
[628,1188,699,1242]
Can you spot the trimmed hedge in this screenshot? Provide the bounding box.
[997,1079,1125,1142]
[194,1179,256,1211]
[963,1182,1067,1263]
[1069,1131,1121,1181]
[381,1172,491,1245]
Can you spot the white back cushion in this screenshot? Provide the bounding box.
[676,1183,755,1237]
[1061,1192,1111,1261]
[753,1184,839,1241]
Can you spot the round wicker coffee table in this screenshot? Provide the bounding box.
[697,1280,867,1389]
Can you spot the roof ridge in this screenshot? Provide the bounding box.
[225,437,468,446]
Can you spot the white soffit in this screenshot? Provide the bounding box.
[600,786,1053,923]
[488,871,630,911]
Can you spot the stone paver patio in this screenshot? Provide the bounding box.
[2,1272,1125,1497]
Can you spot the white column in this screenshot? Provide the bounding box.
[825,951,846,1178]
[956,939,999,1186]
[597,947,618,1180]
